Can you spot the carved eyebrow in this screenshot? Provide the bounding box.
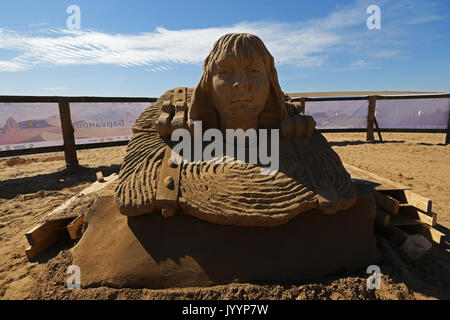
[215,58,234,67]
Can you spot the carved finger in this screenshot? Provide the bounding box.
[306,117,315,137]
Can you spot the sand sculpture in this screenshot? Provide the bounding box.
[71,33,381,288]
[115,33,357,225]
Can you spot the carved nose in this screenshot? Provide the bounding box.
[232,71,248,90]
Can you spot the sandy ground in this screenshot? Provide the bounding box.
[0,132,448,300]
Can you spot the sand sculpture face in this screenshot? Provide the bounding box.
[210,55,270,131]
[189,33,287,132]
[115,32,357,226]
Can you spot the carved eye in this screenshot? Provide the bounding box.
[217,69,231,76]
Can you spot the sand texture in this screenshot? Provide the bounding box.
[0,132,449,299]
[116,89,355,224]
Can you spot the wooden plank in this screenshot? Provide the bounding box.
[366,96,376,141]
[67,215,85,240]
[46,173,117,219]
[344,162,410,191]
[381,190,407,202]
[399,205,437,226]
[390,214,422,227]
[58,101,79,168]
[96,171,104,182]
[400,224,444,246]
[374,190,399,214]
[375,208,390,227]
[404,190,432,213]
[25,228,67,259]
[24,173,118,258]
[25,218,73,246]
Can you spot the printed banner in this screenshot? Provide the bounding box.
[0,102,153,152]
[305,100,368,129]
[375,98,449,129]
[0,103,63,151]
[69,102,152,145]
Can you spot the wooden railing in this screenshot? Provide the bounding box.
[1,94,449,168]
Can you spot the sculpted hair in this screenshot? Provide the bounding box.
[189,33,286,130]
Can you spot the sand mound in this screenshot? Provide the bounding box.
[0,133,449,299]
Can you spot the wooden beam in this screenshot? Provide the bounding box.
[374,190,399,214]
[24,174,118,259]
[24,217,74,259]
[381,189,432,213]
[343,162,410,191]
[390,214,422,227]
[25,218,74,246]
[366,96,376,141]
[373,116,383,142]
[67,215,85,240]
[25,228,68,259]
[58,101,79,168]
[399,205,437,226]
[400,224,444,245]
[404,190,432,213]
[375,208,390,227]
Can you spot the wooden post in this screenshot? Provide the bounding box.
[58,101,79,168]
[373,116,383,142]
[446,114,450,145]
[366,96,376,141]
[300,97,306,114]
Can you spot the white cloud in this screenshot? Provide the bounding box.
[27,22,48,28]
[42,87,67,91]
[406,15,445,24]
[0,0,443,72]
[349,59,377,69]
[0,21,344,71]
[374,50,401,58]
[0,60,27,72]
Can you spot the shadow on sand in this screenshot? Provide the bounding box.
[328,140,404,147]
[0,164,121,199]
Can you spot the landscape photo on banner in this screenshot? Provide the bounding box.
[0,102,153,152]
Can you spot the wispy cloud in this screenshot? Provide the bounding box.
[406,15,445,24]
[42,86,67,91]
[373,50,401,59]
[27,22,48,28]
[348,59,378,70]
[0,0,444,72]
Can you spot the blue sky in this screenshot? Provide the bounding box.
[0,0,449,97]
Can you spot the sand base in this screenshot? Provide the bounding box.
[71,183,381,289]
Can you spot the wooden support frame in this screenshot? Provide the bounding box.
[366,95,376,141]
[374,190,399,214]
[1,94,449,158]
[24,174,118,259]
[58,101,79,168]
[400,224,444,245]
[373,116,383,142]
